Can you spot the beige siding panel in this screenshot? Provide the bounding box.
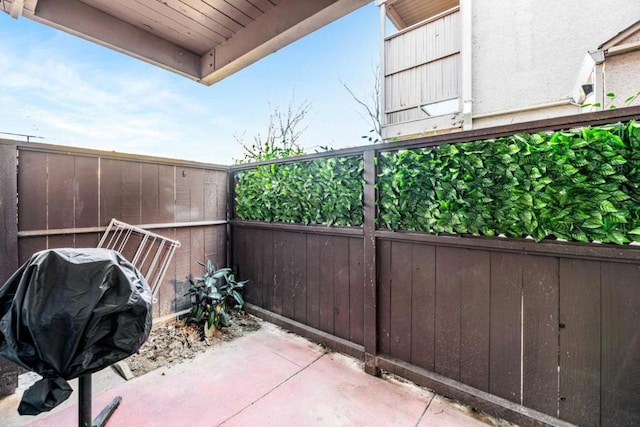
[385,10,460,75]
[385,54,460,114]
[384,9,460,127]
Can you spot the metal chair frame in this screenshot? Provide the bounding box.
[79,218,180,427]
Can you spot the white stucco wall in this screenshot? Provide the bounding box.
[471,0,639,116]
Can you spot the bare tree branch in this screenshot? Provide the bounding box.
[341,64,382,143]
[235,95,311,163]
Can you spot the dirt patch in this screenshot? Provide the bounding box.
[126,311,261,377]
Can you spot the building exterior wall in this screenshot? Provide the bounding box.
[471,0,638,118]
[604,50,640,109]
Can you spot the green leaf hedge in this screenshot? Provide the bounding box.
[379,121,640,244]
[234,156,364,226]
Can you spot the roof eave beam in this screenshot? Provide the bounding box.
[24,0,201,80]
[200,0,370,86]
[9,0,25,18]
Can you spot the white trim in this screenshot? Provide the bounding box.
[472,99,573,120]
[460,0,472,130]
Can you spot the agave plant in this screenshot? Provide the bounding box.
[185,260,247,336]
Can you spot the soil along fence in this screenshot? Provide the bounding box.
[0,141,229,320]
[230,106,640,427]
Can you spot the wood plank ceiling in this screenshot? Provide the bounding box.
[1,0,369,85]
[386,0,459,30]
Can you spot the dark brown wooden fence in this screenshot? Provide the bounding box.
[230,106,640,427]
[0,140,229,319]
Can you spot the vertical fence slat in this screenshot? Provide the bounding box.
[244,228,262,306]
[333,236,351,341]
[390,241,413,362]
[189,168,205,222]
[489,252,523,403]
[261,230,274,313]
[47,154,76,248]
[281,232,295,319]
[272,231,284,315]
[158,228,177,317]
[363,149,377,373]
[460,249,491,392]
[410,243,436,371]
[523,255,559,417]
[435,246,462,380]
[0,142,18,284]
[74,156,99,228]
[377,239,392,356]
[100,159,123,226]
[559,259,601,426]
[174,228,191,313]
[292,233,307,324]
[121,161,141,224]
[141,163,160,224]
[348,237,364,346]
[319,236,335,335]
[18,151,47,232]
[601,262,640,427]
[306,234,320,329]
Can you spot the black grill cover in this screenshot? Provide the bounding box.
[0,248,152,415]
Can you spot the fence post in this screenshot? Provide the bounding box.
[363,149,379,375]
[0,140,18,285]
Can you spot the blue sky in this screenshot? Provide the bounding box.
[0,3,380,164]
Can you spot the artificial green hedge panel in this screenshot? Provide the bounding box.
[379,121,640,244]
[234,156,364,226]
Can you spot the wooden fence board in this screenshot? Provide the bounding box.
[281,232,295,319]
[390,241,413,362]
[319,236,335,335]
[261,230,274,313]
[173,228,192,312]
[460,249,491,392]
[17,151,47,231]
[158,228,177,317]
[348,237,364,346]
[189,168,205,221]
[333,236,351,341]
[523,255,559,417]
[99,159,123,226]
[141,163,160,224]
[47,154,75,230]
[0,143,18,284]
[74,156,99,228]
[121,161,141,224]
[158,165,175,223]
[292,233,307,324]
[243,228,262,306]
[489,252,523,403]
[435,246,462,381]
[377,239,392,355]
[601,262,640,427]
[272,231,285,315]
[410,243,435,371]
[559,259,601,426]
[306,234,321,330]
[175,167,191,223]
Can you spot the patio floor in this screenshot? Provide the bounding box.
[1,322,498,427]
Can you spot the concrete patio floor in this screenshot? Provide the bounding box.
[1,322,501,427]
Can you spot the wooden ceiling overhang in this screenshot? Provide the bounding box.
[2,0,369,85]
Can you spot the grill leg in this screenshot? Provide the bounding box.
[78,375,92,427]
[78,374,122,427]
